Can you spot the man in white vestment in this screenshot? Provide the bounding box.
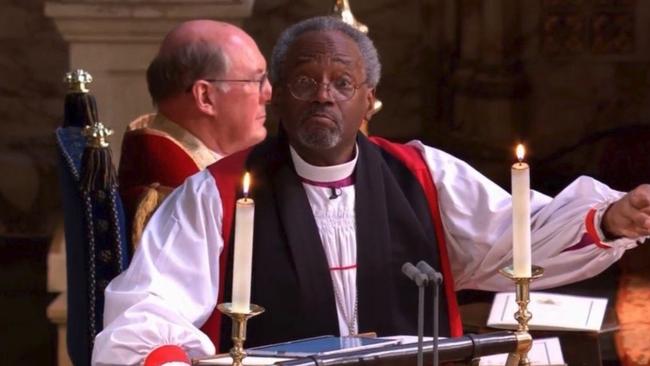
[92,16,650,366]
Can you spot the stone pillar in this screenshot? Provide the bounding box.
[474,0,527,143]
[444,0,528,181]
[44,0,255,163]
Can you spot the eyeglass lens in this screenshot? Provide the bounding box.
[289,76,357,101]
[258,73,268,93]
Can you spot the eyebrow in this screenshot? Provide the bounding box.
[332,55,354,65]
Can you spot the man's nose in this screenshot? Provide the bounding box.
[314,82,335,103]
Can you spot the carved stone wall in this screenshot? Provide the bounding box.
[0,0,67,236]
[416,0,650,192]
[521,0,650,193]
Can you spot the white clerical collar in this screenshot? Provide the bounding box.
[289,144,358,183]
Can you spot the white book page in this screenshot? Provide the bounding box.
[479,337,565,365]
[487,292,608,331]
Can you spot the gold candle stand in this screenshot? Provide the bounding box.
[499,265,544,366]
[217,303,265,366]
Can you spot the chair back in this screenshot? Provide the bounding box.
[56,70,130,365]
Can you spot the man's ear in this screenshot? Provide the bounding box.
[365,88,376,121]
[192,81,218,116]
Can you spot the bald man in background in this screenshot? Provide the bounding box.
[118,20,271,228]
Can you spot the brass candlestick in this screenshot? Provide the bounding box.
[499,265,544,366]
[217,303,265,366]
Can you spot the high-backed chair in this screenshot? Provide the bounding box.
[56,70,130,365]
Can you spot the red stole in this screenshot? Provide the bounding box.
[201,139,462,349]
[368,137,462,337]
[200,148,252,347]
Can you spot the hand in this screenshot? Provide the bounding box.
[602,184,650,238]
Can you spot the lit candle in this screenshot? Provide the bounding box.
[232,172,255,313]
[512,144,531,277]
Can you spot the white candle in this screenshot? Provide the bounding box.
[512,144,531,277]
[232,172,255,313]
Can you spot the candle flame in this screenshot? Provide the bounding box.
[515,144,526,162]
[243,172,251,198]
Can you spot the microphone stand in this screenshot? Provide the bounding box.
[417,261,443,366]
[401,262,429,366]
[432,273,440,366]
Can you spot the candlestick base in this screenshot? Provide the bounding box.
[217,303,265,366]
[499,265,544,366]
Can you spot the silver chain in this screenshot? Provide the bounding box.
[332,278,358,336]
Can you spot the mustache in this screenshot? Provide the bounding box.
[299,106,339,124]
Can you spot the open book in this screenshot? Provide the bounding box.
[487,292,608,332]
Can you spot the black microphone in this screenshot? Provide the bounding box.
[328,187,342,199]
[416,261,443,366]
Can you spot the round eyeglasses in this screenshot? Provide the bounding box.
[288,75,365,102]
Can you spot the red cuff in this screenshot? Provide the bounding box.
[585,208,611,249]
[144,345,190,366]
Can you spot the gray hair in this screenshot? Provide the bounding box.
[270,16,381,88]
[146,40,230,104]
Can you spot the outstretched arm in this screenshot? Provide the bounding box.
[411,141,643,292]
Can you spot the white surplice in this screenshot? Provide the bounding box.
[289,145,359,336]
[92,140,642,366]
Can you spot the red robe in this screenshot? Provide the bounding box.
[118,114,211,223]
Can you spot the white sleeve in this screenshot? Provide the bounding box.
[409,141,639,292]
[92,170,224,365]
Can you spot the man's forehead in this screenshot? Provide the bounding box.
[287,30,363,66]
